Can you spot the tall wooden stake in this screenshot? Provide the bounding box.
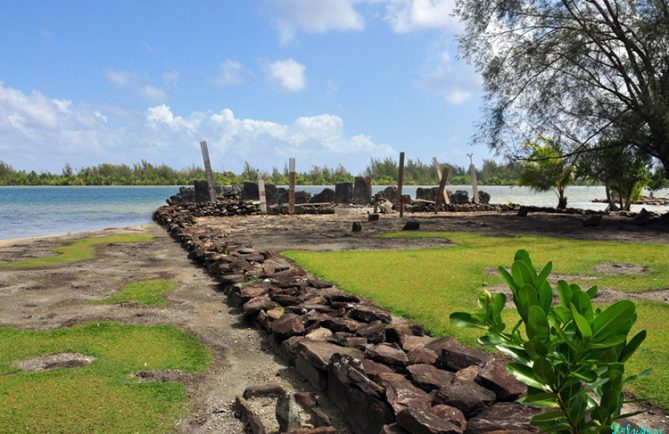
[432,157,450,204]
[258,176,267,214]
[288,158,296,215]
[467,153,479,204]
[397,152,405,218]
[435,167,450,206]
[199,140,217,202]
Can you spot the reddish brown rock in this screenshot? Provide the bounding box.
[454,365,481,382]
[321,317,365,333]
[327,354,394,434]
[434,380,496,417]
[401,335,436,351]
[356,321,387,344]
[426,337,493,371]
[407,364,454,392]
[349,304,392,323]
[407,347,438,365]
[305,327,333,341]
[464,402,542,433]
[396,407,464,434]
[431,405,466,431]
[243,295,279,315]
[379,372,432,416]
[475,360,526,401]
[295,339,364,371]
[367,343,409,367]
[361,358,395,382]
[270,313,305,338]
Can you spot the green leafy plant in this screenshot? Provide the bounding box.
[450,250,649,433]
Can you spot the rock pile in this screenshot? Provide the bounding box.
[153,204,544,434]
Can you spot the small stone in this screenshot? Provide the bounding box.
[402,219,420,230]
[352,222,362,232]
[270,313,305,338]
[407,347,438,365]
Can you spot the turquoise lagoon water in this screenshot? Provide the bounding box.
[0,185,667,240]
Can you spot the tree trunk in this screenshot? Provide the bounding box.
[557,187,567,209]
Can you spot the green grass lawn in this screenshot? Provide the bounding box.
[0,322,211,433]
[0,233,154,270]
[284,231,669,410]
[93,279,177,306]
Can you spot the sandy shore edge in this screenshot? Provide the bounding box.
[0,224,153,248]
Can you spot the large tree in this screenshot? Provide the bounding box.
[456,0,669,171]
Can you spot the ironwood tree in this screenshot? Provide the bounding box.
[456,0,669,171]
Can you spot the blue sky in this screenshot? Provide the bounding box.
[0,0,491,174]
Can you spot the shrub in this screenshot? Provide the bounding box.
[450,250,649,433]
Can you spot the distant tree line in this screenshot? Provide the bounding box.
[0,158,524,187]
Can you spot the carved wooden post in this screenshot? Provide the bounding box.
[467,153,479,204]
[258,176,267,214]
[397,152,405,218]
[199,140,217,202]
[432,157,450,204]
[288,158,296,215]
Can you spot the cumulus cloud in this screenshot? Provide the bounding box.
[266,59,306,92]
[0,82,393,172]
[268,0,365,44]
[213,59,247,87]
[384,0,461,33]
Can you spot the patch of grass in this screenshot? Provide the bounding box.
[0,322,211,433]
[284,231,669,410]
[93,279,177,306]
[0,233,154,270]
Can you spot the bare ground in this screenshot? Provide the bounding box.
[2,210,669,432]
[0,224,350,433]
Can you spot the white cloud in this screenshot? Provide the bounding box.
[104,69,134,87]
[213,59,247,87]
[0,82,393,172]
[269,0,365,44]
[384,0,461,33]
[266,59,306,92]
[142,85,167,101]
[418,42,481,105]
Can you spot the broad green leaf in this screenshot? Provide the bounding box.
[535,261,553,288]
[619,330,646,362]
[449,312,484,328]
[527,305,550,342]
[586,286,598,299]
[571,291,594,321]
[498,266,519,294]
[507,363,548,390]
[538,281,553,313]
[557,280,572,308]
[524,339,548,358]
[531,410,566,424]
[571,304,592,339]
[592,300,635,340]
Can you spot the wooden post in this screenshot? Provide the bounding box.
[397,152,405,218]
[199,140,217,202]
[435,167,450,206]
[258,176,267,214]
[288,158,296,215]
[467,153,479,204]
[432,157,450,204]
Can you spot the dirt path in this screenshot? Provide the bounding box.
[0,223,350,433]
